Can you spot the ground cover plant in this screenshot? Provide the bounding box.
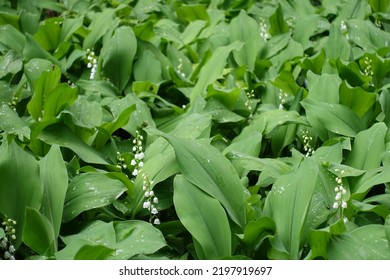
[1,0,390,260]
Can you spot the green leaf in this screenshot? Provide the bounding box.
[147,128,246,229]
[176,4,210,23]
[345,122,387,170]
[173,175,231,259]
[263,158,319,259]
[101,26,137,92]
[0,141,43,247]
[0,104,30,140]
[0,24,25,56]
[38,123,110,165]
[269,4,289,36]
[33,20,61,51]
[369,0,390,13]
[229,10,260,71]
[27,65,61,121]
[62,173,126,222]
[190,41,243,102]
[306,71,341,104]
[39,145,68,244]
[346,20,390,51]
[61,17,84,41]
[301,98,364,140]
[339,82,377,117]
[134,49,162,83]
[23,34,61,67]
[238,217,276,257]
[323,23,350,61]
[83,9,118,49]
[327,225,390,259]
[22,207,55,256]
[57,220,165,260]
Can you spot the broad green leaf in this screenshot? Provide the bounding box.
[190,41,243,102]
[27,65,61,121]
[229,10,260,71]
[57,220,165,260]
[23,34,61,67]
[22,207,55,256]
[238,217,276,257]
[0,24,25,56]
[39,123,110,165]
[176,4,210,23]
[339,82,377,117]
[43,83,78,120]
[0,50,23,79]
[174,175,231,259]
[269,4,289,36]
[101,26,137,92]
[180,20,207,45]
[351,166,390,200]
[62,173,126,222]
[0,141,43,247]
[347,19,390,51]
[133,49,162,83]
[33,20,61,51]
[323,23,350,61]
[83,9,119,49]
[24,59,54,92]
[301,98,364,140]
[292,15,321,50]
[369,0,390,13]
[60,17,83,41]
[345,122,387,170]
[65,96,102,128]
[306,71,341,104]
[271,71,301,96]
[76,79,119,97]
[112,220,166,260]
[327,225,390,259]
[204,98,244,124]
[147,128,246,229]
[0,104,30,139]
[263,158,319,259]
[39,145,68,244]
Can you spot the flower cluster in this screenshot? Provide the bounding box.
[130,130,160,225]
[0,218,16,260]
[130,130,145,177]
[278,90,288,110]
[176,58,185,78]
[332,169,348,223]
[363,56,374,77]
[259,18,270,40]
[8,95,18,111]
[245,90,255,111]
[302,130,314,157]
[141,172,160,225]
[86,49,98,80]
[340,20,349,40]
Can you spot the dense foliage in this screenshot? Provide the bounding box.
[1,0,390,260]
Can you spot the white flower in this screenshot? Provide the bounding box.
[336,177,342,184]
[4,251,11,259]
[130,159,136,166]
[153,197,159,204]
[153,218,161,225]
[8,245,15,253]
[335,193,342,201]
[144,191,150,198]
[333,202,339,209]
[341,201,347,209]
[343,217,348,223]
[143,201,151,209]
[149,190,154,197]
[132,169,138,176]
[151,207,158,215]
[138,162,144,168]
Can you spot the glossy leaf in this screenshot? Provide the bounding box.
[173,175,231,259]
[301,98,364,140]
[229,10,259,71]
[101,26,137,92]
[62,173,126,222]
[39,145,68,243]
[0,141,43,247]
